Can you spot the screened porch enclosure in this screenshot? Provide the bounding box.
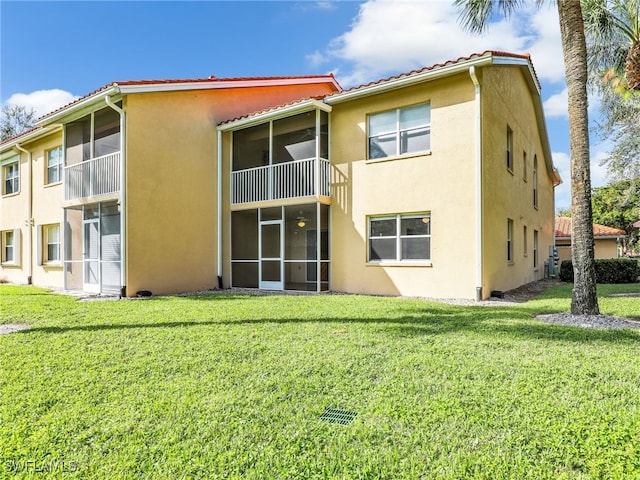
[231,110,330,204]
[231,203,329,291]
[63,202,121,294]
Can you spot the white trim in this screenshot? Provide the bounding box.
[218,99,332,131]
[327,55,496,105]
[119,76,341,95]
[36,86,120,126]
[1,154,19,166]
[469,66,483,300]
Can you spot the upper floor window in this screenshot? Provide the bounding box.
[533,155,538,208]
[523,150,528,182]
[3,160,19,195]
[506,126,513,172]
[368,103,430,160]
[369,213,431,262]
[47,146,63,184]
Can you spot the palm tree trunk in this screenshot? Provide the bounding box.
[625,41,640,90]
[558,0,600,315]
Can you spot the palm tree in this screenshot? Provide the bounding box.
[582,0,640,90]
[455,0,600,315]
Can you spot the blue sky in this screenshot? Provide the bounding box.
[1,0,612,210]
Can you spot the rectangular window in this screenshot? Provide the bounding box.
[3,161,19,195]
[533,230,539,268]
[506,126,513,172]
[507,218,514,262]
[1,229,20,265]
[524,225,528,256]
[47,147,63,184]
[523,150,528,182]
[533,155,538,208]
[368,103,430,159]
[369,213,431,262]
[45,224,61,263]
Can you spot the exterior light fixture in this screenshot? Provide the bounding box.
[297,219,306,228]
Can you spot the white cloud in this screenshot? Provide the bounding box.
[4,89,78,118]
[306,50,328,68]
[543,88,568,118]
[321,0,563,87]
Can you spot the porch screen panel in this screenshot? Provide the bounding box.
[231,209,258,288]
[273,112,315,164]
[101,206,121,291]
[233,124,269,171]
[94,106,121,157]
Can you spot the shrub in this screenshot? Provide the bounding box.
[559,258,640,283]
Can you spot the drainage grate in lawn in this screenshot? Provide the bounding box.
[319,408,358,425]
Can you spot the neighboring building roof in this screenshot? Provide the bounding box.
[36,74,341,126]
[555,216,626,239]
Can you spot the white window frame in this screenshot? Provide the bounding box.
[1,229,21,266]
[533,229,539,268]
[46,146,63,185]
[533,155,538,208]
[523,225,528,257]
[3,160,20,195]
[507,218,514,263]
[38,224,61,265]
[368,213,431,263]
[506,126,513,172]
[368,103,431,160]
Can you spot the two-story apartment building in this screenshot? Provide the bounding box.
[1,51,560,300]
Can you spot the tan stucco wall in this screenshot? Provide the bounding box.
[125,83,338,296]
[557,237,621,263]
[329,74,480,298]
[480,67,556,296]
[0,131,64,288]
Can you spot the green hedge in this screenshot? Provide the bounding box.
[559,258,640,283]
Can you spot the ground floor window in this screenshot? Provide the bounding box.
[231,203,329,291]
[533,229,539,268]
[368,213,431,262]
[1,229,19,264]
[41,224,61,264]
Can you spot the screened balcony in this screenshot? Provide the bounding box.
[63,104,121,204]
[64,152,120,202]
[231,109,330,205]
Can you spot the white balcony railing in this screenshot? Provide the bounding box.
[64,152,120,202]
[232,157,330,205]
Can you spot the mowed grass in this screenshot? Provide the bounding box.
[1,284,640,479]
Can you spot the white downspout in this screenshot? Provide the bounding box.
[469,66,483,301]
[14,143,33,285]
[217,129,223,289]
[105,95,126,297]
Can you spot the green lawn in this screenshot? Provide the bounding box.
[1,283,640,480]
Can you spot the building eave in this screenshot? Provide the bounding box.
[218,99,331,131]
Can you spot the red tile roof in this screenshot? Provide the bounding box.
[36,74,340,124]
[333,50,538,97]
[218,95,327,126]
[555,216,626,238]
[0,126,40,146]
[218,51,538,128]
